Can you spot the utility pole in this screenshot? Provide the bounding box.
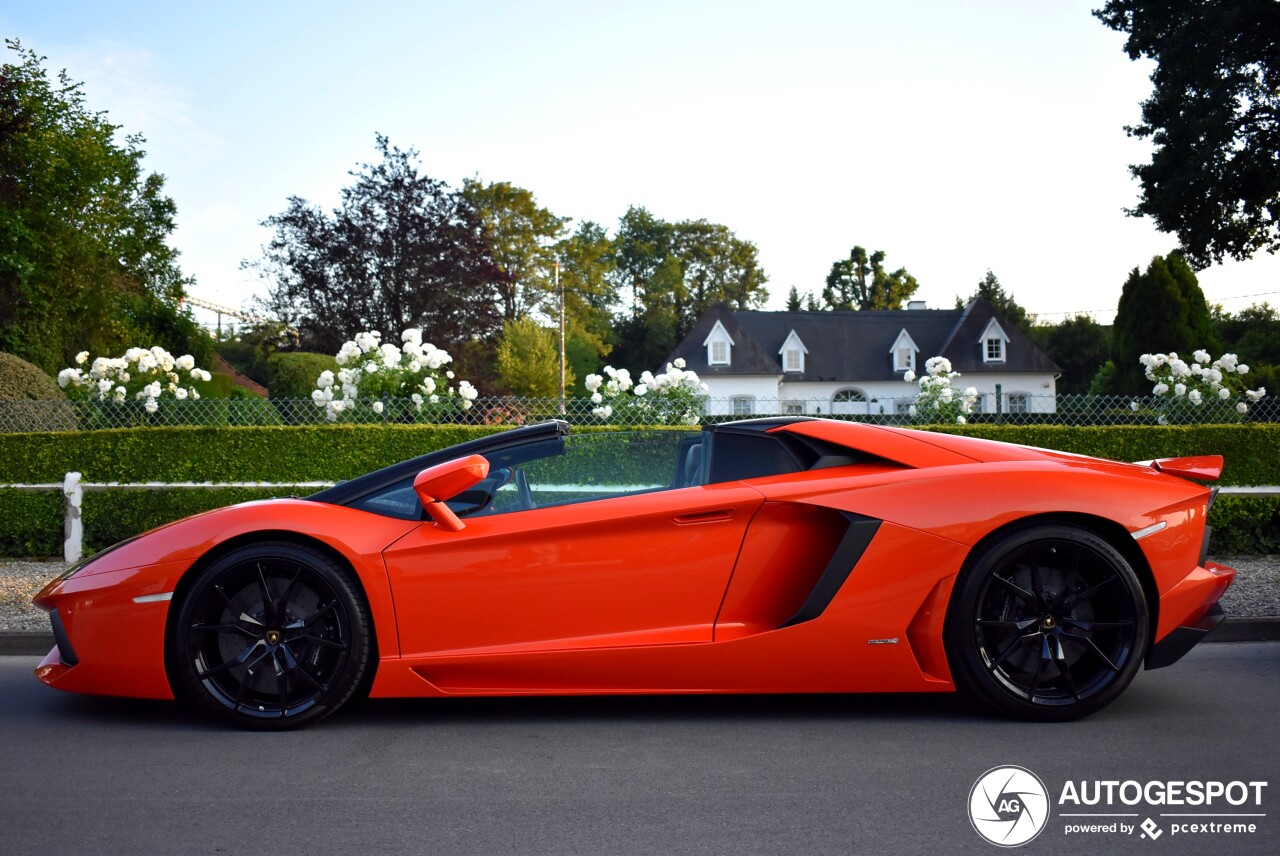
[556,260,565,415]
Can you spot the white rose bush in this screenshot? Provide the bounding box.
[903,357,978,425]
[313,328,478,422]
[1133,350,1265,424]
[584,358,709,425]
[57,346,213,424]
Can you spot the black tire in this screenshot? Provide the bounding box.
[944,524,1149,722]
[173,541,371,729]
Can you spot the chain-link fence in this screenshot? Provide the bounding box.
[1,394,1276,432]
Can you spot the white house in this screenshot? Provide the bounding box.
[669,297,1060,417]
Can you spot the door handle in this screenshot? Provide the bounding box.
[673,509,734,525]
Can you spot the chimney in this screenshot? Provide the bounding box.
[907,300,927,310]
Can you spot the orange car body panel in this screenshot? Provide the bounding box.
[32,419,1235,703]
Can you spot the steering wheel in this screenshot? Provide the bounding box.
[516,468,534,510]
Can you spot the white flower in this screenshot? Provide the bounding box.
[673,357,686,369]
[74,351,89,365]
[1188,389,1203,405]
[1129,401,1140,411]
[446,370,455,379]
[1237,364,1250,375]
[634,384,648,396]
[311,389,325,404]
[1237,402,1248,414]
[956,415,966,424]
[176,354,196,371]
[421,376,436,395]
[372,401,384,414]
[592,404,613,419]
[1193,349,1211,364]
[1218,387,1231,400]
[902,370,916,383]
[175,388,188,400]
[590,392,603,404]
[585,374,603,393]
[908,404,918,417]
[317,370,335,389]
[144,398,158,414]
[401,328,422,346]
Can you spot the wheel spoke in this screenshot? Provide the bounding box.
[300,600,338,628]
[991,574,1037,605]
[1064,574,1116,608]
[1061,617,1133,632]
[256,563,275,624]
[197,641,262,680]
[1027,654,1046,698]
[1062,632,1122,672]
[985,632,1037,671]
[274,567,302,621]
[191,623,256,638]
[275,654,290,713]
[1028,551,1046,606]
[1053,644,1082,701]
[977,618,1039,632]
[287,633,348,651]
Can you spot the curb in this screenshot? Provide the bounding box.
[0,618,1277,658]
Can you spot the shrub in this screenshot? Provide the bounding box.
[266,352,338,399]
[0,352,76,431]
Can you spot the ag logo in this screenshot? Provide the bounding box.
[968,766,1051,847]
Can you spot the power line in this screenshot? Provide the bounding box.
[1034,289,1280,320]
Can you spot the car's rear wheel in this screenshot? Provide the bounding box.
[944,524,1149,721]
[173,541,371,729]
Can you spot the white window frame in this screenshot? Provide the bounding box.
[704,319,734,367]
[1007,392,1029,414]
[979,319,1009,364]
[731,395,754,416]
[710,339,729,366]
[889,329,919,373]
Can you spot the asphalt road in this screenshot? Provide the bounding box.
[1,644,1276,856]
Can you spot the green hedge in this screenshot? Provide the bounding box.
[1,423,1276,556]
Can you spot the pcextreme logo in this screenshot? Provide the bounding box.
[968,766,1051,847]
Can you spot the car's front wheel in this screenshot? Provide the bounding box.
[944,524,1149,721]
[172,541,371,729]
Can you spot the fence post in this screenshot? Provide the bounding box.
[995,383,1003,425]
[63,471,83,563]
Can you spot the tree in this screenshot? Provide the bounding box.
[249,135,501,355]
[956,270,1032,331]
[1213,302,1280,396]
[0,40,203,374]
[1111,252,1219,393]
[1095,1,1280,267]
[609,207,768,367]
[554,220,617,393]
[460,178,568,322]
[1031,315,1111,394]
[823,246,918,310]
[786,286,802,312]
[495,316,571,397]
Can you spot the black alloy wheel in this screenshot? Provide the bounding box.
[944,524,1149,721]
[173,542,371,729]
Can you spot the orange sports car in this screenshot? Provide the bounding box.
[33,418,1234,728]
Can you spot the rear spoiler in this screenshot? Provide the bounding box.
[1136,455,1223,482]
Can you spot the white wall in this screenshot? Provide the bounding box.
[701,373,1058,415]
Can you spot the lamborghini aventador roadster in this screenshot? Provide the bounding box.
[33,417,1235,728]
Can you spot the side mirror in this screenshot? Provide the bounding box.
[414,454,490,532]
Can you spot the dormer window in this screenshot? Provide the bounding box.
[703,319,734,366]
[979,319,1009,363]
[778,329,808,373]
[889,329,919,373]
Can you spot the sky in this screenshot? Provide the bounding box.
[5,0,1278,327]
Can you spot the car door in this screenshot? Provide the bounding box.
[383,431,765,658]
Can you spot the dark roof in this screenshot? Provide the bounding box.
[669,298,1060,382]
